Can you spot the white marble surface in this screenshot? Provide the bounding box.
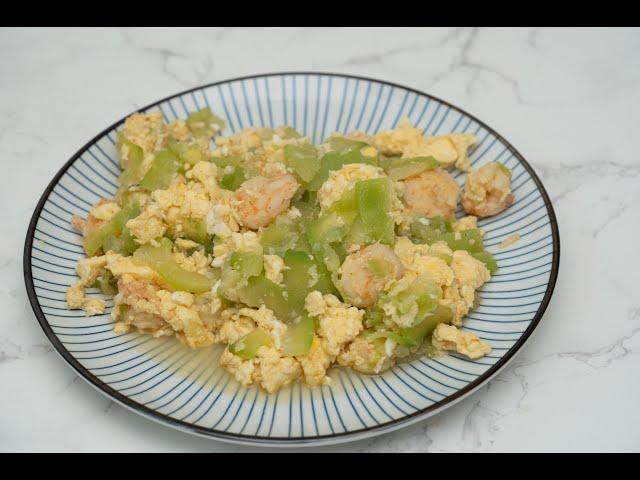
[1,27,639,452]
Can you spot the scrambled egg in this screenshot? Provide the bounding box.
[217,305,304,393]
[220,345,302,393]
[432,323,491,359]
[338,337,394,375]
[90,201,120,221]
[186,161,219,194]
[305,291,364,356]
[372,118,477,171]
[263,254,285,284]
[216,312,255,344]
[224,292,365,388]
[453,215,479,233]
[441,251,490,325]
[105,251,162,283]
[213,126,309,177]
[172,249,210,275]
[297,336,333,386]
[121,112,168,157]
[206,201,241,239]
[126,205,167,245]
[151,182,211,227]
[65,256,108,315]
[219,347,257,387]
[155,290,214,348]
[393,236,454,288]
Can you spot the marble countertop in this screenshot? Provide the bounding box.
[1,27,638,452]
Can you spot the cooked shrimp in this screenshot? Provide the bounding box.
[71,215,87,234]
[117,277,160,303]
[403,169,460,218]
[128,312,166,332]
[337,336,394,375]
[462,162,513,217]
[233,174,299,229]
[338,243,404,308]
[72,198,115,237]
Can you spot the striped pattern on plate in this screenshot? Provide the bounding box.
[24,73,560,446]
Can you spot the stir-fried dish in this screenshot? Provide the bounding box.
[66,108,514,393]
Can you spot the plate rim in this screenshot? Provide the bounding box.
[23,71,561,446]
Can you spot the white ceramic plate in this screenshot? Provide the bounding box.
[24,72,560,446]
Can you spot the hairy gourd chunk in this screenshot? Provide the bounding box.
[237,276,295,322]
[213,156,246,191]
[118,139,145,187]
[385,156,439,181]
[355,178,395,245]
[261,217,301,256]
[84,201,141,257]
[186,107,225,138]
[230,328,272,359]
[307,146,377,191]
[133,238,214,293]
[282,315,315,356]
[284,144,320,183]
[169,141,204,166]
[471,251,498,274]
[139,150,181,191]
